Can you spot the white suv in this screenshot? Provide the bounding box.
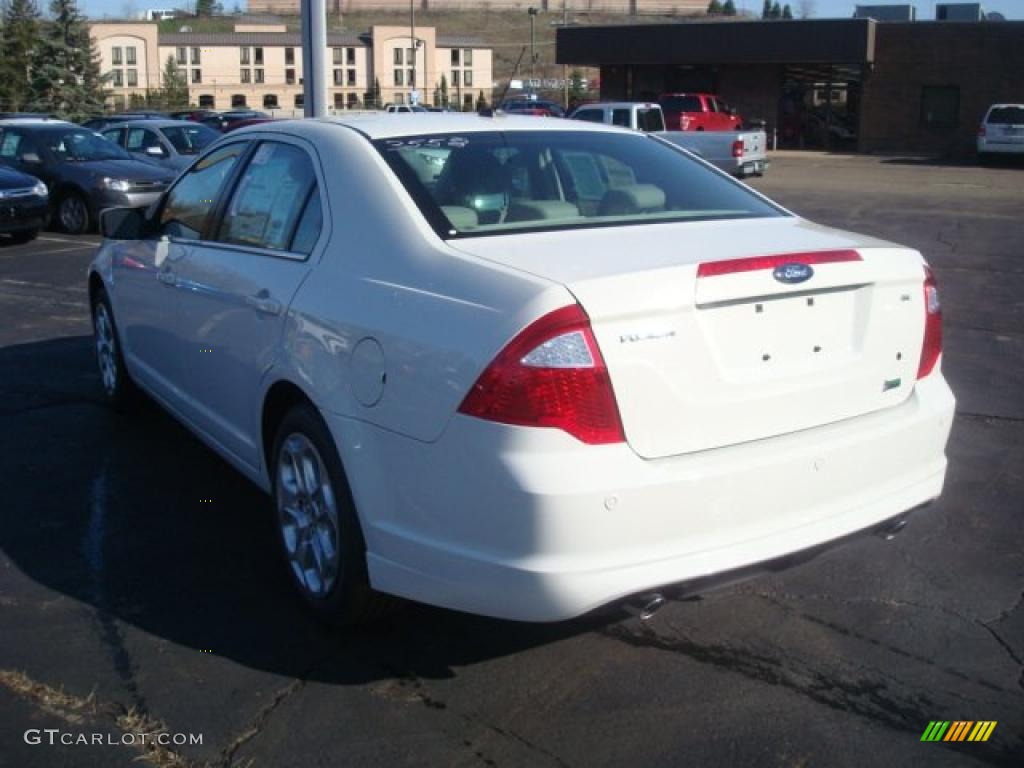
[977,103,1024,160]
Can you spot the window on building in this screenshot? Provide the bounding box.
[240,47,250,65]
[176,47,186,65]
[347,93,358,108]
[254,47,263,65]
[285,47,295,66]
[232,94,247,108]
[394,48,403,65]
[111,69,123,87]
[394,69,404,87]
[286,68,295,85]
[198,94,214,108]
[464,49,473,66]
[407,69,415,87]
[407,48,415,66]
[191,47,200,65]
[112,47,123,65]
[334,93,344,109]
[920,86,960,130]
[395,93,405,105]
[464,70,473,87]
[464,93,473,109]
[346,68,356,86]
[346,47,355,65]
[333,69,343,86]
[126,46,137,66]
[192,69,201,84]
[127,69,138,87]
[255,68,264,84]
[333,47,342,65]
[241,69,251,84]
[451,70,460,87]
[294,94,304,107]
[451,49,459,65]
[263,94,278,109]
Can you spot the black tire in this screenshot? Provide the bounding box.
[271,403,392,625]
[58,191,91,235]
[9,228,38,244]
[91,288,138,410]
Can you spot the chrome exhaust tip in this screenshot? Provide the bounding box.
[624,593,667,621]
[877,518,908,541]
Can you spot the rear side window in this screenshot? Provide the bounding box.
[127,128,161,151]
[637,108,665,132]
[661,96,702,113]
[160,143,247,239]
[290,191,323,255]
[572,109,605,123]
[102,128,125,146]
[612,109,631,128]
[987,106,1024,125]
[216,142,318,253]
[0,130,25,158]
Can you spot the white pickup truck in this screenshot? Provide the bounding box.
[568,101,768,178]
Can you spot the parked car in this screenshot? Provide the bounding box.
[89,115,953,624]
[658,93,743,131]
[0,119,175,234]
[569,102,768,177]
[101,119,220,172]
[200,110,270,132]
[977,103,1024,161]
[0,165,48,242]
[223,118,278,133]
[169,109,219,122]
[82,112,169,133]
[385,104,428,113]
[500,99,566,117]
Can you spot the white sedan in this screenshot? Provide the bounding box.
[88,115,954,623]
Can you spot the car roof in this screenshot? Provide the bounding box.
[102,119,211,130]
[0,117,74,126]
[303,113,625,140]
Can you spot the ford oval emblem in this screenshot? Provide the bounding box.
[773,262,814,284]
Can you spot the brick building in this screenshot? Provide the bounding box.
[557,18,1024,156]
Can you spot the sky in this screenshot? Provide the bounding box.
[81,0,1023,21]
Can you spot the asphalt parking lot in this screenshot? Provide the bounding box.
[1,153,1021,768]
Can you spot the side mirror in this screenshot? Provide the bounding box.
[20,152,41,164]
[100,207,150,240]
[145,145,166,157]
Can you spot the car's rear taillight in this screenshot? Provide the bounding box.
[918,266,943,379]
[458,305,625,445]
[731,139,744,158]
[978,124,986,137]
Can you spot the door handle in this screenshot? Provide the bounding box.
[157,268,177,287]
[245,294,282,316]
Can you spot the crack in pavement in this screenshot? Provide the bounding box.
[213,678,305,768]
[599,614,1021,768]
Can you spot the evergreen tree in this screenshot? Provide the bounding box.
[568,68,586,106]
[29,0,106,120]
[440,73,448,107]
[706,0,723,14]
[761,0,772,18]
[770,1,782,18]
[475,90,488,112]
[0,0,42,112]
[372,76,382,108]
[194,0,215,16]
[782,4,793,18]
[159,54,188,108]
[722,0,737,14]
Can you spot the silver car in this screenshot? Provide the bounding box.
[977,104,1024,161]
[101,119,220,172]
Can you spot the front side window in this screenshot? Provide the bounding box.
[612,109,631,128]
[126,128,161,152]
[375,131,784,239]
[43,129,131,162]
[161,124,218,155]
[160,143,247,240]
[101,128,125,146]
[572,109,604,123]
[217,142,319,253]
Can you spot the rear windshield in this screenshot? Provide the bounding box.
[987,106,1024,124]
[374,130,784,239]
[660,96,702,113]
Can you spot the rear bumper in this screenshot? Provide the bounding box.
[977,138,1024,155]
[329,373,954,622]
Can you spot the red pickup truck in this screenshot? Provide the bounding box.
[658,93,743,131]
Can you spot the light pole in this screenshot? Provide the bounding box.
[528,7,538,89]
[410,0,417,103]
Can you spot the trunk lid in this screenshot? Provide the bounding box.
[451,217,928,458]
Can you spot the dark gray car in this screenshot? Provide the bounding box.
[0,120,175,234]
[101,119,220,173]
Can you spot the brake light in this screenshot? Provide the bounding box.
[978,124,986,137]
[731,139,744,158]
[918,266,943,379]
[697,249,862,278]
[458,305,625,445]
